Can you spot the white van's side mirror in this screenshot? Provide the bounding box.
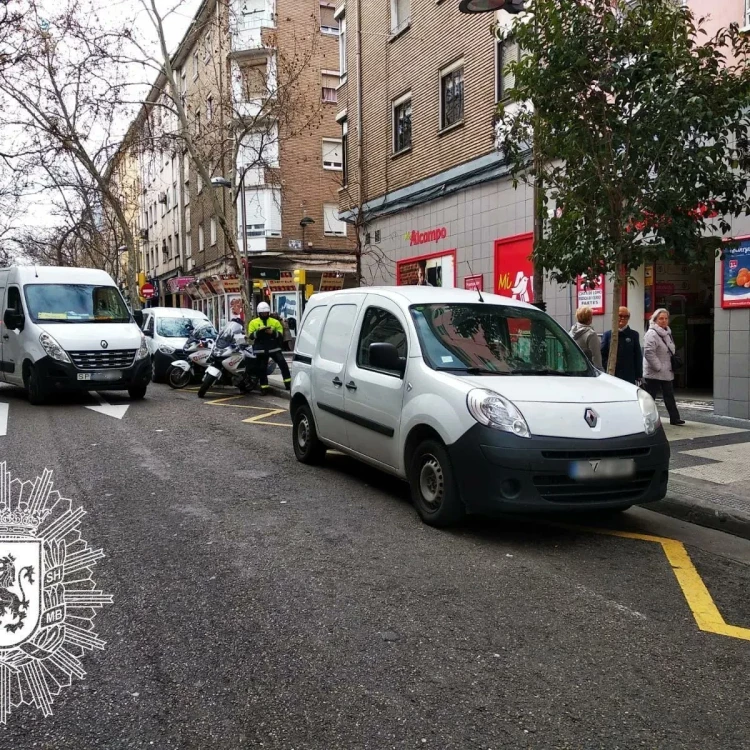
[3,308,24,332]
[370,343,405,377]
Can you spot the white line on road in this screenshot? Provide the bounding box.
[0,402,7,437]
[84,392,130,420]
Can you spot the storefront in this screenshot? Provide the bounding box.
[185,274,244,330]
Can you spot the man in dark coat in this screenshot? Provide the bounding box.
[600,306,643,385]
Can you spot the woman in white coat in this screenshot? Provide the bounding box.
[643,308,685,426]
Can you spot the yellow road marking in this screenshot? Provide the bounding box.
[242,408,291,427]
[563,523,750,642]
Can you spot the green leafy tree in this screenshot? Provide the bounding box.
[496,0,750,374]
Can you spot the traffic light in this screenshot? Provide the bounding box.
[293,269,306,286]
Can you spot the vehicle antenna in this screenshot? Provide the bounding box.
[464,259,484,303]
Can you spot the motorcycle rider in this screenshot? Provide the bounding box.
[247,301,291,393]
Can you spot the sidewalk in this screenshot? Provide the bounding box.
[268,379,750,539]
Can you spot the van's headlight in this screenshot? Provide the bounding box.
[39,332,71,363]
[158,344,175,355]
[467,388,530,438]
[136,334,150,360]
[638,389,661,435]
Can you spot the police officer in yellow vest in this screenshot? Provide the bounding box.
[247,302,292,393]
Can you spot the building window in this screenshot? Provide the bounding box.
[322,72,339,103]
[210,217,217,245]
[195,109,201,134]
[320,3,339,35]
[390,0,410,34]
[323,204,347,236]
[197,171,203,193]
[440,60,464,130]
[322,138,343,170]
[204,32,212,63]
[496,38,520,102]
[193,51,199,80]
[341,117,348,185]
[745,0,750,27]
[180,68,187,95]
[172,184,178,210]
[198,223,204,253]
[207,96,214,121]
[393,93,412,154]
[184,177,190,205]
[338,11,347,78]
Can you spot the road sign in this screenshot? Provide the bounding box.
[141,282,155,299]
[250,267,281,281]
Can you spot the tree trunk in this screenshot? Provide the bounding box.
[607,264,625,375]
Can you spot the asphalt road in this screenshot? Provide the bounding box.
[1,380,749,749]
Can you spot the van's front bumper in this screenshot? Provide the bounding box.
[447,425,670,514]
[34,355,151,392]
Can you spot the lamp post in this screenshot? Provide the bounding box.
[300,216,315,252]
[458,0,544,310]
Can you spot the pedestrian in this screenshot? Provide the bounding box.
[416,260,433,286]
[643,308,685,425]
[569,306,603,369]
[247,302,292,393]
[600,306,643,385]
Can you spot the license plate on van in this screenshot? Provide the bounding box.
[77,373,92,381]
[569,459,636,481]
[92,371,122,381]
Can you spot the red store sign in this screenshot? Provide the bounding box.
[494,233,534,303]
[406,226,448,247]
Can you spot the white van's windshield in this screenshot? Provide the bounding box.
[24,284,131,324]
[156,317,212,338]
[410,303,595,376]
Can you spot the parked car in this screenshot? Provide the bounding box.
[0,265,150,404]
[289,287,670,527]
[135,307,215,383]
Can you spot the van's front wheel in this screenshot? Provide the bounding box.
[292,404,326,465]
[26,365,49,406]
[409,439,465,527]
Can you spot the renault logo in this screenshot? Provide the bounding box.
[100,340,109,349]
[584,408,598,428]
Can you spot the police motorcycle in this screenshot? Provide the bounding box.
[197,319,276,399]
[166,322,217,390]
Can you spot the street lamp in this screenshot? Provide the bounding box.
[300,216,315,251]
[458,0,524,13]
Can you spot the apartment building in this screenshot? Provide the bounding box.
[119,0,355,328]
[338,0,750,419]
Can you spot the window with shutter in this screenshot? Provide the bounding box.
[322,72,339,103]
[497,39,520,101]
[324,204,347,236]
[320,4,339,34]
[322,138,343,170]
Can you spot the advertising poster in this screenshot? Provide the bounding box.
[272,291,301,322]
[396,249,456,287]
[494,233,534,303]
[721,238,750,309]
[576,274,605,315]
[227,294,244,322]
[464,274,484,292]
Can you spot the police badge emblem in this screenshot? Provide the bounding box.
[0,462,112,723]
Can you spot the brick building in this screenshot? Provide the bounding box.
[119,0,356,328]
[338,0,750,419]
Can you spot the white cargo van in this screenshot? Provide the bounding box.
[0,266,150,404]
[289,287,670,527]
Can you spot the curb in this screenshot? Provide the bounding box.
[646,491,750,543]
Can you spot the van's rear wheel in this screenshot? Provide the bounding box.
[128,385,147,400]
[408,439,464,527]
[292,404,326,465]
[26,365,49,406]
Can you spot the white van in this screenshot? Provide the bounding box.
[0,265,151,404]
[137,307,214,382]
[289,287,670,527]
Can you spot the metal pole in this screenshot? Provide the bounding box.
[240,174,253,321]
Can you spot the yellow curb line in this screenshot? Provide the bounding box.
[242,408,291,427]
[562,524,750,642]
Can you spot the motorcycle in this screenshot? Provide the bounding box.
[197,320,277,399]
[167,323,217,389]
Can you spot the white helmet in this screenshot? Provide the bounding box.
[257,302,271,314]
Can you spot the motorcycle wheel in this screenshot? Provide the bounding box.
[198,373,217,399]
[244,376,259,394]
[168,367,192,390]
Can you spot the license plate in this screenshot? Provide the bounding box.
[569,458,636,481]
[77,373,92,381]
[92,371,122,381]
[206,366,221,378]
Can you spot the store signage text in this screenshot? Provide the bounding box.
[405,226,448,247]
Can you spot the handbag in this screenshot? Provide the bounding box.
[670,353,683,372]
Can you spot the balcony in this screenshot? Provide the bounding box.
[231,12,275,56]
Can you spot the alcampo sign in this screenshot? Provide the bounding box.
[405,226,448,247]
